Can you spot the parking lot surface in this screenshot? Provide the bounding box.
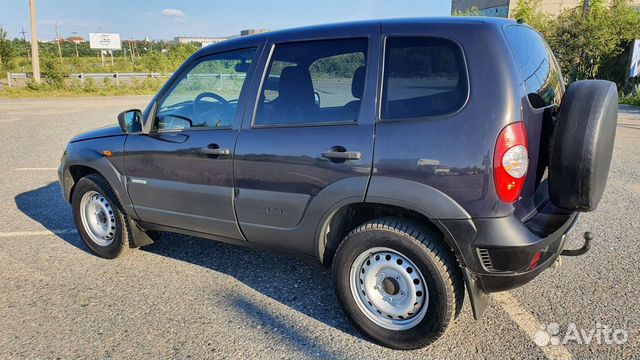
[0,96,638,359]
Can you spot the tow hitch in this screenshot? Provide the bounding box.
[560,231,593,256]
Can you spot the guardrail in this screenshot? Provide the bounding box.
[5,72,172,87]
[5,72,246,87]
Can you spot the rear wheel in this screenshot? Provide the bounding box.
[332,217,463,349]
[71,173,132,259]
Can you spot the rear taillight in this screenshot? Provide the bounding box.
[494,122,529,203]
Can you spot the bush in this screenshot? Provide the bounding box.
[619,82,640,106]
[41,54,66,88]
[83,78,97,93]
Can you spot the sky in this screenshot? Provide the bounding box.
[1,0,451,41]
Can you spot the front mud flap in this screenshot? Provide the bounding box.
[127,217,155,248]
[462,267,490,320]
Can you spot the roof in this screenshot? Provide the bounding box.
[195,16,516,57]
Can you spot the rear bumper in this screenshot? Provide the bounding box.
[441,201,581,319]
[468,210,579,292]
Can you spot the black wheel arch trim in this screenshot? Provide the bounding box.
[314,176,489,319]
[61,148,154,248]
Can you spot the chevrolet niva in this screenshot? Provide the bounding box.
[59,18,617,349]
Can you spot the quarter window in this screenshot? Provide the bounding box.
[155,48,257,131]
[381,37,468,120]
[504,25,564,108]
[254,38,368,126]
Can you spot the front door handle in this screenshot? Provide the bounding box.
[201,147,231,156]
[322,150,361,160]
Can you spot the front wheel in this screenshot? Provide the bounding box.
[71,173,133,259]
[332,218,464,349]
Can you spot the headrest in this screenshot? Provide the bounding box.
[351,66,366,99]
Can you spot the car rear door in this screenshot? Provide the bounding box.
[124,44,263,240]
[233,25,380,256]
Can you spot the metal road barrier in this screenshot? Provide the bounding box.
[6,72,246,87]
[5,72,170,87]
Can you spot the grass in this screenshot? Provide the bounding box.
[619,93,640,106]
[0,78,165,98]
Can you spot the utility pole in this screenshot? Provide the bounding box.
[582,0,590,15]
[29,0,40,83]
[20,27,30,59]
[54,22,63,64]
[71,30,79,57]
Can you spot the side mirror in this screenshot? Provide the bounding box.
[117,109,142,134]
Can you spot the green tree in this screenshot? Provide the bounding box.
[452,7,482,16]
[551,0,640,81]
[511,0,554,36]
[510,0,640,84]
[0,26,15,72]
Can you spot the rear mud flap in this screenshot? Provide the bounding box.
[462,267,490,320]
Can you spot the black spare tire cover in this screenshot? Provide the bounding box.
[549,80,618,212]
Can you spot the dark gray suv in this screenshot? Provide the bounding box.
[58,17,618,349]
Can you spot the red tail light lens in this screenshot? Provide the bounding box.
[494,122,529,203]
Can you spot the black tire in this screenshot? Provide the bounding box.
[331,217,464,350]
[549,80,618,212]
[71,173,133,259]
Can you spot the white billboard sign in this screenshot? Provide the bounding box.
[89,33,122,50]
[630,39,640,78]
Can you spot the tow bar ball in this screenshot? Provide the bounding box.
[561,231,593,257]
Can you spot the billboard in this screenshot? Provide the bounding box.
[89,33,122,50]
[630,39,640,78]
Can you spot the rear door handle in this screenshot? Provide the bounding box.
[322,150,361,160]
[201,147,231,156]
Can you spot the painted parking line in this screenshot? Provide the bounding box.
[494,292,573,360]
[14,168,58,171]
[0,229,77,238]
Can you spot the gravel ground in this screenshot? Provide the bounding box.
[0,96,638,359]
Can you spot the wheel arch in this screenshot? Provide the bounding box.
[62,145,136,219]
[318,200,469,270]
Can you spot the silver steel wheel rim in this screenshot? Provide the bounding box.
[349,247,429,331]
[79,191,116,247]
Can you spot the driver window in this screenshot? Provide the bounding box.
[155,48,257,131]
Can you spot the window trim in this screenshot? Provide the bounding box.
[150,46,258,133]
[377,35,470,123]
[250,37,369,129]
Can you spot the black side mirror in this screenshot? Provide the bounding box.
[117,109,142,134]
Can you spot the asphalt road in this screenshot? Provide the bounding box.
[0,96,638,359]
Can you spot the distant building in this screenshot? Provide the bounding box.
[451,0,640,17]
[240,29,270,36]
[67,36,84,44]
[173,36,228,45]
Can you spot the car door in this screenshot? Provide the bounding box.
[124,46,261,240]
[233,26,380,256]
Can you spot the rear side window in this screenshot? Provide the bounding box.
[381,37,468,120]
[254,38,368,126]
[504,25,564,109]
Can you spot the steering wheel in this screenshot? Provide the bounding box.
[193,92,233,127]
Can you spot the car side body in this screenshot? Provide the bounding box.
[59,17,618,349]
